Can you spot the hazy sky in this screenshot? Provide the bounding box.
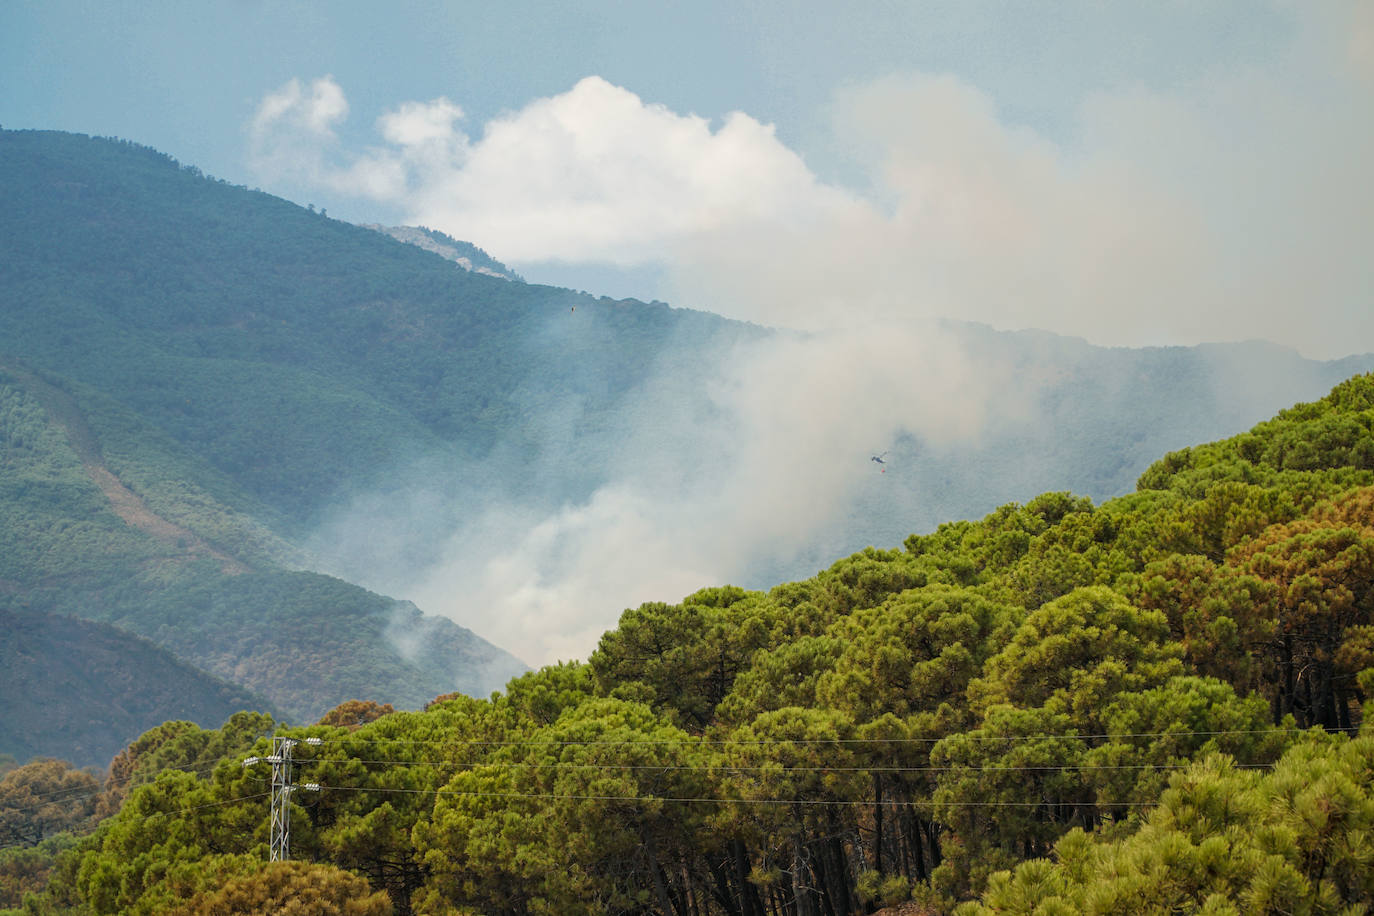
[5,1,1371,357]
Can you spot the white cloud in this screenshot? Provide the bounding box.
[248,74,409,200]
[404,76,860,264]
[662,7,1374,356]
[667,73,1218,339]
[250,75,349,139]
[378,98,465,147]
[250,74,862,264]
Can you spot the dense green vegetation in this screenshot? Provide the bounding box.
[5,375,1372,915]
[0,607,270,768]
[0,368,527,731]
[0,128,747,524]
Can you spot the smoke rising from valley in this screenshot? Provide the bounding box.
[310,320,1030,665]
[308,305,1372,667]
[280,3,1374,666]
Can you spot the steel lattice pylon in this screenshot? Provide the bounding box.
[244,736,320,862]
[267,736,297,862]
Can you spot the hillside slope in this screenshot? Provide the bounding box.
[0,129,748,525]
[0,607,270,768]
[0,363,527,738]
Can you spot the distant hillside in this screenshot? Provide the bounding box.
[0,607,269,769]
[0,363,528,738]
[2,127,1372,766]
[841,325,1374,542]
[0,128,745,761]
[0,129,748,525]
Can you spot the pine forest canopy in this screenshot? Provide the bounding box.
[2,372,1373,914]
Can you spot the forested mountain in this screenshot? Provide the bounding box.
[0,608,269,768]
[2,128,677,744]
[3,127,1373,775]
[1,128,755,750]
[0,358,528,733]
[0,129,738,525]
[5,374,1372,915]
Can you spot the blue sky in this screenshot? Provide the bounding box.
[3,2,1291,183]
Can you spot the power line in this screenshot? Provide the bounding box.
[298,726,1308,750]
[0,776,1162,854]
[0,789,271,851]
[0,760,248,812]
[0,721,1303,845]
[292,757,1276,775]
[3,724,1293,818]
[3,730,1291,854]
[183,790,271,813]
[293,782,1165,809]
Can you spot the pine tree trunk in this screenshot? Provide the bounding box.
[644,835,680,916]
[872,774,884,875]
[734,839,767,916]
[793,834,816,916]
[681,859,702,916]
[827,835,853,916]
[706,856,744,916]
[909,809,926,882]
